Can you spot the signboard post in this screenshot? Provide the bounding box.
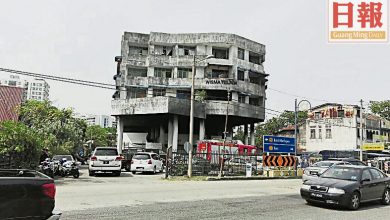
[246,163,252,177]
[263,135,296,153]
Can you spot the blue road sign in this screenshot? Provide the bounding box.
[263,135,296,153]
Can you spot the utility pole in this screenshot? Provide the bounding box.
[294,99,298,176]
[218,90,230,178]
[188,55,196,178]
[360,99,364,162]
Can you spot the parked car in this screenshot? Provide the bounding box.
[88,147,122,176]
[131,152,163,174]
[327,158,367,166]
[0,169,61,219]
[300,165,390,210]
[224,157,256,174]
[302,160,351,182]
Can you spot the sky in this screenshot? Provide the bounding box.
[0,0,389,118]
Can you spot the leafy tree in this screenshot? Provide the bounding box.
[0,121,44,168]
[17,100,87,155]
[254,111,308,147]
[369,100,390,121]
[233,128,245,143]
[86,125,116,150]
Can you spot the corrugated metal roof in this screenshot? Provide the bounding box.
[0,85,24,122]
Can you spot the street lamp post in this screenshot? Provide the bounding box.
[294,99,311,176]
[188,54,213,178]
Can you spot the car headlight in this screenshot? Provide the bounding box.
[301,184,311,190]
[327,188,345,194]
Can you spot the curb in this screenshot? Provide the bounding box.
[206,176,302,181]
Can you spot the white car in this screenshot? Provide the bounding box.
[302,160,350,182]
[88,147,122,176]
[131,152,163,174]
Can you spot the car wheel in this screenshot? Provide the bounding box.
[88,170,95,176]
[114,171,121,177]
[349,192,360,210]
[132,171,136,174]
[305,200,314,205]
[381,188,390,205]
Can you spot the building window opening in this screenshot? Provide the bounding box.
[212,47,229,59]
[129,46,148,56]
[127,87,147,99]
[249,97,262,106]
[153,89,166,97]
[177,90,191,100]
[310,126,316,139]
[248,71,261,85]
[326,125,332,139]
[178,45,196,56]
[154,68,172,78]
[208,69,228,79]
[238,94,246,103]
[178,68,191,78]
[318,126,322,139]
[249,51,264,65]
[238,48,245,60]
[205,90,231,101]
[154,45,173,56]
[315,112,321,119]
[237,69,245,81]
[128,68,147,77]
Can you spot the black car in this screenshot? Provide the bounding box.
[300,165,390,210]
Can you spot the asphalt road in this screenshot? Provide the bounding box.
[56,167,390,220]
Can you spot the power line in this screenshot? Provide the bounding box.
[0,67,116,90]
[267,87,360,104]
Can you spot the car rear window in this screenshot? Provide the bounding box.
[95,149,118,156]
[321,166,360,181]
[133,154,151,160]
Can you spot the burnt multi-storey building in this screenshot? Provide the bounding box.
[112,32,268,153]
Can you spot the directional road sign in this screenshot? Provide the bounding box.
[263,135,296,153]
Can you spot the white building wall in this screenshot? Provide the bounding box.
[305,118,358,152]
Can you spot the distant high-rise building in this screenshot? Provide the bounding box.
[0,75,50,101]
[74,113,115,128]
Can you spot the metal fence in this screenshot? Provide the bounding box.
[167,152,262,177]
[0,155,15,169]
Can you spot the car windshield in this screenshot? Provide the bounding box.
[320,166,360,181]
[133,154,151,160]
[94,149,118,156]
[313,161,334,167]
[53,155,73,161]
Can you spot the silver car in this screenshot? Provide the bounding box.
[302,160,350,182]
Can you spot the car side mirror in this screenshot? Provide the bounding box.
[361,178,370,183]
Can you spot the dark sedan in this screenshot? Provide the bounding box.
[300,165,390,210]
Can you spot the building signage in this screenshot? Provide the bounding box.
[263,135,296,153]
[205,79,237,85]
[362,142,385,151]
[328,0,388,43]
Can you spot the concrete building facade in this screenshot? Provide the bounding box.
[112,32,268,153]
[74,113,115,128]
[0,75,50,101]
[301,103,363,152]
